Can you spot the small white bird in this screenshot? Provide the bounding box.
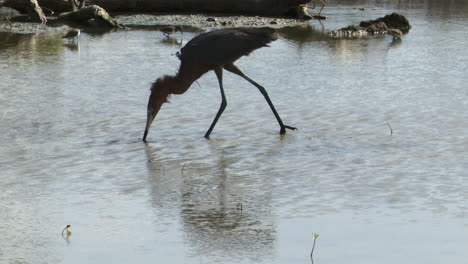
[63,29,80,43]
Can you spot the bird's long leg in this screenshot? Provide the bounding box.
[224,63,297,135]
[204,67,227,139]
[318,0,325,16]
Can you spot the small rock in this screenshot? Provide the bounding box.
[206,17,216,22]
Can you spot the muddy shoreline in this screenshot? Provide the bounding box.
[0,11,308,34]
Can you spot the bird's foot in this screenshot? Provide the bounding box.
[280,125,298,135]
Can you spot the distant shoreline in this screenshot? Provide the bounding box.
[0,11,308,34]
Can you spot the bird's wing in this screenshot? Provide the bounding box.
[63,29,78,38]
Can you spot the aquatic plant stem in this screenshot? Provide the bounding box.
[387,121,393,135]
[310,233,319,258]
[310,240,316,256]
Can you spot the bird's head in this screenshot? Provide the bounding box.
[143,76,174,142]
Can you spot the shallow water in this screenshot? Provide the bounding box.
[1,1,467,263]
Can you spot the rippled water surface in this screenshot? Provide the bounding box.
[1,1,467,263]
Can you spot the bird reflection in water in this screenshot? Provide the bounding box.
[64,42,79,51]
[389,37,402,47]
[160,36,182,46]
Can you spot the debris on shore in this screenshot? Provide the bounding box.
[329,12,411,38]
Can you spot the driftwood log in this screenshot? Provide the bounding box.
[3,0,311,27]
[6,0,306,15]
[329,13,411,38]
[5,0,47,23]
[90,0,292,15]
[56,5,124,28]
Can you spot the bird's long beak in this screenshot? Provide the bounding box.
[143,108,156,142]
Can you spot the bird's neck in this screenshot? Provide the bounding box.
[150,61,209,104]
[171,60,209,95]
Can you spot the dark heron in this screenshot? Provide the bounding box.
[142,27,296,141]
[62,28,80,43]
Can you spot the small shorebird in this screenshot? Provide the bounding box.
[159,25,183,38]
[387,28,402,40]
[63,28,80,43]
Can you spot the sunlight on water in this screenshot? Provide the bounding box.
[1,1,467,263]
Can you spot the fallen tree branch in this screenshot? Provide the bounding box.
[6,0,47,23]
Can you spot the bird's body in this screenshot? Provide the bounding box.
[180,27,277,67]
[142,27,296,141]
[387,28,402,40]
[160,25,183,38]
[63,29,80,42]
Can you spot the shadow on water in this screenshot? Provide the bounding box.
[75,27,117,39]
[0,32,72,64]
[278,24,329,44]
[389,37,402,48]
[64,42,79,51]
[144,143,276,262]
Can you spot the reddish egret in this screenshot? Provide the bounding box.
[63,29,80,43]
[142,27,296,141]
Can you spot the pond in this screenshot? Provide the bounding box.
[1,1,467,263]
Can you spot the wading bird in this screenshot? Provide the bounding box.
[62,28,80,43]
[142,27,296,141]
[160,25,183,38]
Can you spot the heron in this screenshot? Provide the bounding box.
[62,28,80,43]
[142,27,297,142]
